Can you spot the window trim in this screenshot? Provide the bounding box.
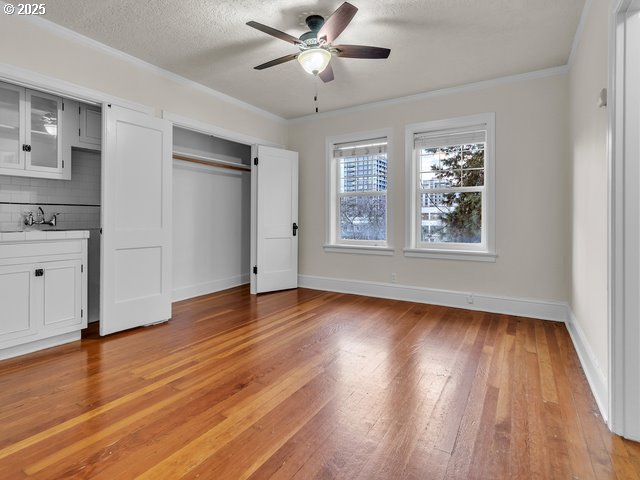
[325,128,394,254]
[404,113,496,262]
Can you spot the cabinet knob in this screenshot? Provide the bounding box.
[35,269,44,277]
[22,144,32,152]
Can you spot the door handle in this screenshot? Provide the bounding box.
[292,222,299,236]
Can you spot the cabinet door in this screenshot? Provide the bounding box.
[79,104,102,148]
[0,81,25,171]
[0,263,38,348]
[25,89,63,173]
[42,260,83,330]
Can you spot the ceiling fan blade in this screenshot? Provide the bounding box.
[317,2,358,45]
[334,45,391,59]
[246,21,303,46]
[319,63,334,83]
[254,53,299,70]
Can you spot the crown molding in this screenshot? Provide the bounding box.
[568,0,594,67]
[288,65,570,123]
[3,5,287,124]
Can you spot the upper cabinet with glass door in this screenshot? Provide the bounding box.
[0,82,25,172]
[0,81,70,180]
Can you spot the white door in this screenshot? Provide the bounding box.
[252,145,299,293]
[100,105,172,336]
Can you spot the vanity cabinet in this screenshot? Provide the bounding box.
[0,232,88,360]
[0,81,69,180]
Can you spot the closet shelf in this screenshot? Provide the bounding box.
[172,151,251,172]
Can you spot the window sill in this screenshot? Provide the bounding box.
[323,244,395,256]
[403,248,497,262]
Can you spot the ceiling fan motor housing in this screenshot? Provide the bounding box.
[300,15,325,47]
[305,15,325,31]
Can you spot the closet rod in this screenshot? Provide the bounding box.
[172,153,251,172]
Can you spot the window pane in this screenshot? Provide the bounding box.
[420,192,482,244]
[339,154,387,193]
[418,143,484,189]
[340,195,386,241]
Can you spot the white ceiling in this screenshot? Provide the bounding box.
[35,0,585,119]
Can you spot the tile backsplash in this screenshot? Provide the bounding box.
[0,149,101,231]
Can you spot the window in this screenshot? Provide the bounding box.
[405,114,496,261]
[325,130,393,255]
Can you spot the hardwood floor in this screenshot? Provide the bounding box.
[1,286,639,479]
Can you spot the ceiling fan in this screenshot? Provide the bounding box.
[246,2,390,83]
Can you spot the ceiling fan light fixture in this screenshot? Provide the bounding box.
[297,48,331,75]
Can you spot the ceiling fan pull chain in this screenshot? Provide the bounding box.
[314,77,319,113]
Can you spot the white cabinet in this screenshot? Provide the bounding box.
[0,232,88,360]
[63,100,102,152]
[42,259,83,330]
[0,263,38,344]
[0,81,69,180]
[79,103,102,148]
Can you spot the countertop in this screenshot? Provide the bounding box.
[0,230,90,242]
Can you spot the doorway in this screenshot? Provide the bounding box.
[609,0,640,441]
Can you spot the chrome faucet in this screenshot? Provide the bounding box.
[35,206,45,224]
[24,211,34,226]
[23,208,60,227]
[48,212,60,227]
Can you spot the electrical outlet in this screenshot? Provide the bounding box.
[391,273,397,283]
[466,294,474,304]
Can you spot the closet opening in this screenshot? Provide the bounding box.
[171,126,252,301]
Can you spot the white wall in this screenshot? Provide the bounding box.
[569,0,610,394]
[0,14,287,146]
[172,161,251,301]
[288,73,571,304]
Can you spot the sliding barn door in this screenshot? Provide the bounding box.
[100,105,172,336]
[252,145,299,293]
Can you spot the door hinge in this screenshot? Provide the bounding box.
[254,157,258,166]
[81,264,84,273]
[79,128,81,136]
[62,102,65,111]
[253,266,258,275]
[62,160,65,168]
[81,309,84,318]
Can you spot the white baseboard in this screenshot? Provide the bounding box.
[172,274,250,302]
[565,308,609,422]
[298,274,568,321]
[0,331,81,361]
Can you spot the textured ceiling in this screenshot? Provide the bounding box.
[31,0,584,119]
